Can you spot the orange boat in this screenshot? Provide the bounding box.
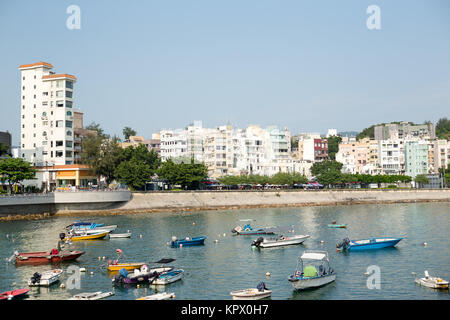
[14,250,85,266]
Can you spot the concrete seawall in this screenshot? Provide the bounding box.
[61,189,450,216]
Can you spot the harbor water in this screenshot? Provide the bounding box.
[0,202,449,300]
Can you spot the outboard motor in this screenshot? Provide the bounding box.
[59,233,66,240]
[336,237,350,250]
[251,237,264,247]
[30,272,41,284]
[257,282,268,292]
[113,268,129,284]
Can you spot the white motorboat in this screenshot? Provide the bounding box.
[288,250,336,290]
[230,283,272,300]
[252,234,310,248]
[151,269,184,285]
[109,232,132,238]
[28,269,63,287]
[69,291,114,300]
[71,225,117,236]
[414,271,449,289]
[137,292,176,300]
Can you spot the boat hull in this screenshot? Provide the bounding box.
[171,236,206,247]
[289,274,336,290]
[65,231,109,241]
[107,262,147,272]
[69,291,114,300]
[255,235,309,248]
[230,289,272,300]
[109,233,131,238]
[28,269,63,287]
[328,224,346,228]
[15,251,85,265]
[347,238,402,251]
[415,278,449,289]
[137,292,176,300]
[151,269,184,285]
[0,289,30,300]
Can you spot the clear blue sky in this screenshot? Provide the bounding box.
[1,0,449,145]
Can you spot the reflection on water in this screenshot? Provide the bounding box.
[0,202,449,300]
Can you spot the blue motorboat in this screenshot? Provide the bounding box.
[336,237,403,251]
[231,224,294,235]
[170,236,206,247]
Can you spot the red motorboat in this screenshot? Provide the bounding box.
[0,289,30,300]
[14,250,85,265]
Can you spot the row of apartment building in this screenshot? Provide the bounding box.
[336,123,450,178]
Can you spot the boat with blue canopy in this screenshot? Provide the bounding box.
[336,237,403,251]
[170,235,206,247]
[231,224,294,235]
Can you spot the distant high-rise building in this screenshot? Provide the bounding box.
[0,131,12,155]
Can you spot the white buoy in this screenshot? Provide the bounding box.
[320,240,324,244]
[102,256,106,260]
[60,283,66,288]
[137,284,140,288]
[423,242,428,246]
[79,267,86,272]
[139,234,143,238]
[223,233,226,237]
[97,256,101,260]
[266,272,271,277]
[180,244,183,248]
[214,239,218,243]
[192,222,196,225]
[90,271,94,275]
[364,272,369,276]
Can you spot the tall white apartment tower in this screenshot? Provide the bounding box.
[19,62,77,166]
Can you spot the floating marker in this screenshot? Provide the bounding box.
[90,271,94,275]
[364,272,369,276]
[98,256,101,260]
[60,283,66,289]
[423,242,428,246]
[102,256,106,260]
[214,239,218,243]
[266,272,271,277]
[139,234,143,238]
[180,244,183,248]
[79,267,86,272]
[223,233,226,237]
[192,222,196,225]
[137,284,140,288]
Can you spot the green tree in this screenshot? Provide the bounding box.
[157,158,208,190]
[85,122,107,138]
[436,117,450,140]
[115,159,152,190]
[0,157,36,195]
[123,126,137,141]
[327,135,342,160]
[0,143,9,156]
[414,174,429,188]
[310,160,343,177]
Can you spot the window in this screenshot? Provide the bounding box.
[66,141,73,148]
[56,151,63,157]
[66,120,72,128]
[42,112,47,117]
[42,131,47,136]
[56,80,64,88]
[56,100,64,107]
[56,141,63,147]
[56,120,64,127]
[66,101,72,108]
[65,91,72,98]
[66,81,73,89]
[67,111,72,116]
[67,130,72,136]
[66,151,72,157]
[42,101,48,106]
[43,92,48,96]
[56,90,63,97]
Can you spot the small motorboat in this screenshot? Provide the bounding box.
[113,265,174,285]
[336,237,403,251]
[231,224,294,235]
[28,269,63,287]
[230,282,272,300]
[328,222,347,228]
[14,250,85,265]
[109,232,132,239]
[64,231,109,241]
[252,234,310,248]
[288,250,336,290]
[170,235,206,247]
[106,248,146,272]
[414,271,449,290]
[69,291,114,300]
[137,292,176,300]
[151,269,184,285]
[0,289,30,300]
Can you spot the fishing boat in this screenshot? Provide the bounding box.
[109,232,132,238]
[113,265,174,285]
[137,292,176,300]
[288,250,336,290]
[414,271,449,290]
[69,221,105,228]
[28,269,63,287]
[336,237,403,251]
[64,231,109,241]
[252,234,309,248]
[0,289,30,300]
[232,224,294,235]
[151,269,184,285]
[13,250,85,265]
[170,235,206,247]
[230,282,272,300]
[69,291,114,300]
